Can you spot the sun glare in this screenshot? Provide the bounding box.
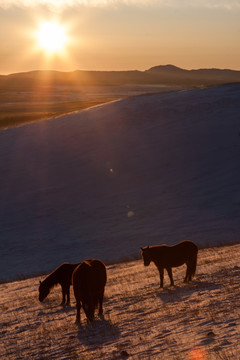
[37,21,67,54]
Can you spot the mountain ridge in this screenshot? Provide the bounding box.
[1,65,240,88]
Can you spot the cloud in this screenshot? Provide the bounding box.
[0,0,240,10]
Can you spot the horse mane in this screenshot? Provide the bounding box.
[41,263,67,290]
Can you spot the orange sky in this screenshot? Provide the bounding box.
[1,1,240,74]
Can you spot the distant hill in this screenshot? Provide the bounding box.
[146,65,240,85]
[147,64,187,73]
[1,65,240,89]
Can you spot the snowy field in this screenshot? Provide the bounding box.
[0,84,240,282]
[1,244,239,360]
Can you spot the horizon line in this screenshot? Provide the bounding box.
[2,64,240,76]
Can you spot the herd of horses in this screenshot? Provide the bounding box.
[38,240,198,323]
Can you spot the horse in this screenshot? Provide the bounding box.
[39,263,80,305]
[141,240,198,288]
[72,259,107,323]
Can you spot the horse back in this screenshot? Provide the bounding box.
[172,240,198,252]
[150,241,198,267]
[83,259,107,289]
[54,263,80,285]
[72,259,107,299]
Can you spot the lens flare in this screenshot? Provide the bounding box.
[189,348,206,360]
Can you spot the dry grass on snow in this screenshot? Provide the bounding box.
[1,244,240,359]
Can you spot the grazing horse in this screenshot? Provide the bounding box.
[72,259,107,323]
[39,263,80,305]
[141,240,198,287]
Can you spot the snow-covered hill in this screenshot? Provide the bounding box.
[0,84,240,281]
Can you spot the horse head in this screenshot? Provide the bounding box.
[38,280,50,302]
[141,246,151,266]
[83,301,95,322]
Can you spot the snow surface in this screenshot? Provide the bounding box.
[0,84,240,281]
[1,244,240,359]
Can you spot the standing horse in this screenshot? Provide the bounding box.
[72,259,107,323]
[141,240,198,287]
[39,263,80,305]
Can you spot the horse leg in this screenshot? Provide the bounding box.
[76,300,81,323]
[184,263,191,282]
[66,285,70,305]
[60,285,66,305]
[61,284,71,305]
[98,290,104,315]
[188,264,192,281]
[166,267,174,286]
[188,253,197,281]
[158,267,164,288]
[184,264,188,282]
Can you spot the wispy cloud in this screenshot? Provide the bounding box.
[0,0,240,10]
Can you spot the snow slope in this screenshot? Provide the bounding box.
[1,244,240,359]
[0,84,240,281]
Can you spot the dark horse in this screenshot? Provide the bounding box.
[141,240,198,287]
[72,259,107,323]
[39,263,80,305]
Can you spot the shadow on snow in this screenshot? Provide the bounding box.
[76,314,121,346]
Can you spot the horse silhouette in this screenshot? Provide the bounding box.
[141,240,198,287]
[72,259,107,323]
[39,263,80,305]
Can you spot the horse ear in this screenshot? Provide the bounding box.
[39,280,42,285]
[140,247,143,251]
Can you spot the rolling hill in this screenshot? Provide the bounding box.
[0,84,240,281]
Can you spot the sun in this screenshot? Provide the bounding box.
[36,21,67,54]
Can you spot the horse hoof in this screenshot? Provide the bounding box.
[87,316,94,323]
[75,317,81,324]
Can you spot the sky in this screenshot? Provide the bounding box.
[0,0,240,74]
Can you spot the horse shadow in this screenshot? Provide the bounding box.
[156,279,222,304]
[76,314,120,346]
[39,300,75,316]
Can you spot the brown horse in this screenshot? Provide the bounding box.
[39,263,80,305]
[72,259,107,323]
[141,240,198,287]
